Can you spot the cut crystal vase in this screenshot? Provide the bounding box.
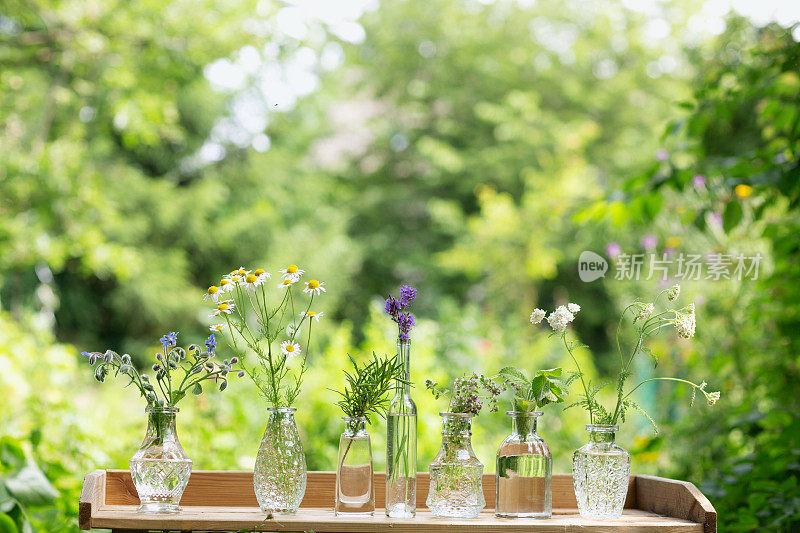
[253,407,307,514]
[495,411,552,518]
[129,406,192,513]
[426,412,484,519]
[572,424,631,519]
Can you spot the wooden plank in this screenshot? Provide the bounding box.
[635,475,717,533]
[78,469,105,530]
[104,471,635,510]
[90,506,704,532]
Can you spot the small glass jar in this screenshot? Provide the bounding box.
[335,417,375,515]
[572,424,631,519]
[253,407,307,515]
[495,411,552,518]
[129,406,192,513]
[426,412,485,519]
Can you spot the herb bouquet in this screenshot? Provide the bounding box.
[424,374,503,519]
[203,264,326,515]
[331,352,406,515]
[82,331,240,513]
[530,285,720,519]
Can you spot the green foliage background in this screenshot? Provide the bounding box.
[1,0,798,531]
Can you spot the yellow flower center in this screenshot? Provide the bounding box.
[246,274,257,283]
[307,280,320,289]
[254,269,265,276]
[217,303,228,311]
[207,286,218,294]
[307,311,316,317]
[283,279,293,286]
[220,279,230,286]
[238,269,246,276]
[735,184,753,198]
[287,264,298,273]
[231,276,241,283]
[286,344,295,352]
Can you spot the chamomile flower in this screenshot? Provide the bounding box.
[278,278,296,289]
[203,285,222,302]
[280,341,302,357]
[302,311,324,322]
[254,268,271,282]
[303,279,326,296]
[279,264,305,281]
[530,308,546,325]
[209,324,224,332]
[218,278,233,293]
[243,272,267,290]
[209,300,235,318]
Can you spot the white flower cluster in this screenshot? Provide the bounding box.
[675,303,696,339]
[667,284,681,301]
[547,304,578,332]
[530,303,580,332]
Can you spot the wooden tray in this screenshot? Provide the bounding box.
[80,470,716,532]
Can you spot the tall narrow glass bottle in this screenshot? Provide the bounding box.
[385,340,417,518]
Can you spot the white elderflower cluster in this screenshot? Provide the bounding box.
[546,304,577,332]
[530,308,546,325]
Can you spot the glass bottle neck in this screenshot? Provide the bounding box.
[587,424,617,444]
[343,417,368,437]
[440,413,473,438]
[395,341,411,394]
[145,408,178,442]
[510,412,540,437]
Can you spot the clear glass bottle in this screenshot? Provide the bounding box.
[335,417,375,515]
[495,411,552,518]
[572,424,631,519]
[129,406,192,513]
[385,340,417,518]
[253,407,307,515]
[426,412,484,519]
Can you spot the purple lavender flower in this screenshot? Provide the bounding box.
[606,242,622,258]
[692,174,706,188]
[398,312,415,335]
[398,285,417,308]
[641,235,657,250]
[384,296,402,316]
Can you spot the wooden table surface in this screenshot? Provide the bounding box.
[80,470,717,532]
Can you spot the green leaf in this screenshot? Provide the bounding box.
[497,367,529,387]
[171,390,186,404]
[191,383,202,395]
[723,201,743,232]
[534,368,562,378]
[4,465,58,506]
[0,439,25,470]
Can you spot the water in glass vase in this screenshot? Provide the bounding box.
[496,455,548,516]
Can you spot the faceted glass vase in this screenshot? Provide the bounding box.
[495,411,552,518]
[385,340,417,518]
[129,406,192,513]
[572,424,631,519]
[426,412,485,519]
[253,407,307,514]
[335,417,375,515]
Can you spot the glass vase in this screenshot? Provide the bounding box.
[495,411,552,518]
[385,340,417,518]
[426,412,485,519]
[253,407,307,514]
[572,424,631,519]
[129,406,192,513]
[335,417,375,515]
